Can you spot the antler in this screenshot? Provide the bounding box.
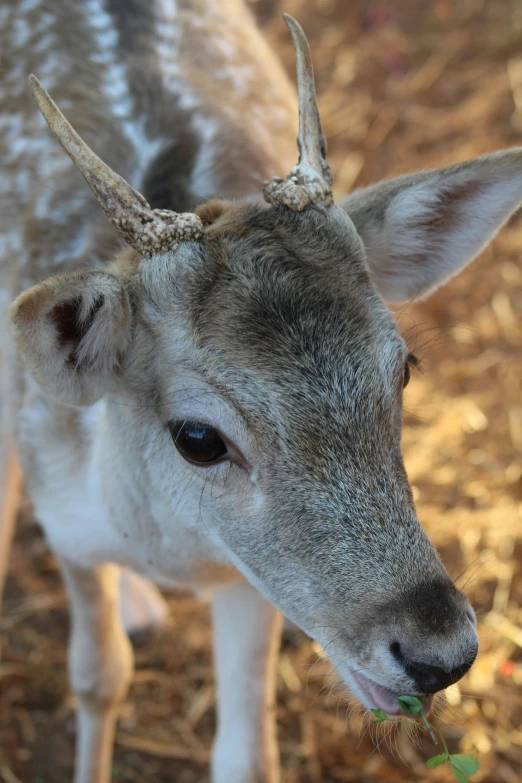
[263,15,333,211]
[28,75,203,257]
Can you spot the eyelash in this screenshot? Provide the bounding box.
[403,353,421,388]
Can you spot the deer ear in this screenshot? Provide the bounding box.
[10,270,132,406]
[341,149,522,301]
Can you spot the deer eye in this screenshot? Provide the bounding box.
[169,420,228,465]
[403,362,411,388]
[403,353,420,388]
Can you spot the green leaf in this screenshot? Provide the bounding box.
[450,755,480,775]
[425,754,448,768]
[450,766,469,783]
[369,707,388,724]
[398,694,423,716]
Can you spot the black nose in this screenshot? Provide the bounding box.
[390,642,477,694]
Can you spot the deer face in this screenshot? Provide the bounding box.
[113,199,476,714]
[13,17,522,714]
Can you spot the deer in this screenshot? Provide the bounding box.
[2,1,522,781]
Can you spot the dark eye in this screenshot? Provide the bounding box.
[169,420,228,465]
[403,362,411,388]
[403,353,419,388]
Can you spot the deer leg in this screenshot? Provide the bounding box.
[0,443,22,608]
[60,560,133,783]
[118,567,169,639]
[211,581,283,783]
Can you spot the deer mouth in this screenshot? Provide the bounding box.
[351,672,433,716]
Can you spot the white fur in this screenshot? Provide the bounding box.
[12,18,30,48]
[19,0,41,12]
[154,0,182,82]
[118,568,169,633]
[212,583,282,783]
[85,0,133,119]
[22,391,234,589]
[189,115,220,200]
[85,0,166,190]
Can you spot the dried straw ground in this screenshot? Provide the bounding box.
[1,0,522,781]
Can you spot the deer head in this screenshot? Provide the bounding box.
[12,16,522,715]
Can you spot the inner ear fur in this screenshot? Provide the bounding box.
[10,270,133,407]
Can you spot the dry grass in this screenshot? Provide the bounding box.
[1,0,522,781]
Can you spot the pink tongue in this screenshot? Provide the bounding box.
[354,673,403,715]
[354,673,433,717]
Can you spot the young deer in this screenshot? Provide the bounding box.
[2,2,522,781]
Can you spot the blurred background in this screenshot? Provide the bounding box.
[1,0,522,781]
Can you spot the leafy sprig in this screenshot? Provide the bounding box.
[370,695,479,781]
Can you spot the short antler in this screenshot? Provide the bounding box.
[28,75,203,257]
[263,15,333,211]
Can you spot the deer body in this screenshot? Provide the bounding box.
[2,0,297,594]
[1,0,297,288]
[3,2,522,782]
